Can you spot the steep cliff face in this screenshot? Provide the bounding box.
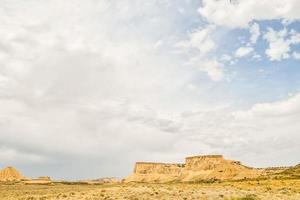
[182,155,261,181]
[125,162,185,183]
[125,155,262,183]
[134,162,185,174]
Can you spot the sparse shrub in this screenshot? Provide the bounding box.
[235,194,258,200]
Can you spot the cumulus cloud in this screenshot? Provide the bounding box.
[176,25,225,81]
[220,54,232,62]
[186,57,224,81]
[177,93,300,167]
[0,0,299,180]
[263,28,300,61]
[199,0,300,28]
[293,52,300,59]
[197,1,300,63]
[233,93,300,118]
[0,0,201,179]
[199,59,224,81]
[235,47,254,58]
[189,27,216,54]
[175,25,216,54]
[249,23,260,44]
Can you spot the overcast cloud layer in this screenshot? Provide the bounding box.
[0,0,300,180]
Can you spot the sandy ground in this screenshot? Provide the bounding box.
[0,179,299,200]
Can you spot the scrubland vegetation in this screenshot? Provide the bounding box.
[1,178,299,200]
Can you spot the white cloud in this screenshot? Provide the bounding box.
[176,26,216,54]
[0,0,299,180]
[186,57,224,81]
[263,28,300,61]
[233,93,300,118]
[220,54,232,62]
[235,47,254,58]
[176,25,224,81]
[190,27,216,54]
[199,0,300,28]
[249,23,260,44]
[199,59,224,81]
[177,93,300,167]
[293,52,300,59]
[198,1,300,63]
[0,0,205,178]
[264,30,290,61]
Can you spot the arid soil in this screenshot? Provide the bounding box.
[1,179,300,200]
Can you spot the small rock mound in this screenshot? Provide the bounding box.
[94,177,120,183]
[0,166,25,181]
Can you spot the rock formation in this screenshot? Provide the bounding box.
[125,162,184,183]
[79,177,120,184]
[182,155,261,181]
[125,155,264,183]
[0,166,26,181]
[36,176,51,181]
[93,177,120,183]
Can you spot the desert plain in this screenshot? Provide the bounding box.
[1,179,300,200]
[0,155,299,200]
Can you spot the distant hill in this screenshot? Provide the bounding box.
[0,166,26,181]
[276,164,300,179]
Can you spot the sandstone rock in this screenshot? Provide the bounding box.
[94,177,120,183]
[125,155,263,183]
[181,155,261,181]
[36,176,51,181]
[0,166,26,181]
[79,177,120,184]
[125,162,184,183]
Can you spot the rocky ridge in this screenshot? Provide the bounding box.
[125,155,288,183]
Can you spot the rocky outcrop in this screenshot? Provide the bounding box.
[36,176,51,181]
[0,166,26,181]
[182,155,261,181]
[79,177,120,184]
[125,155,263,183]
[92,177,120,184]
[125,162,185,183]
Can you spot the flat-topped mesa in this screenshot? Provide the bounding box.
[125,155,264,183]
[134,162,185,175]
[186,155,223,159]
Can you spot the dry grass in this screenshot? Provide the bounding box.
[0,179,299,200]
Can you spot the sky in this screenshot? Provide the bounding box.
[0,0,300,180]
